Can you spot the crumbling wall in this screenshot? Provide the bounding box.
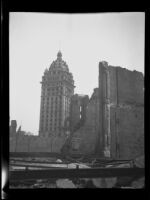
[64,62,144,159]
[66,88,100,155]
[99,62,144,159]
[110,106,144,159]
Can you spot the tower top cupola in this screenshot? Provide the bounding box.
[57,51,62,59]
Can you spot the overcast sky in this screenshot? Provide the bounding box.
[9,12,145,134]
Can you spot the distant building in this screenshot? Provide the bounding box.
[9,120,17,136]
[9,121,28,136]
[39,51,75,137]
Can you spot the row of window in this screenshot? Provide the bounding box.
[42,102,62,107]
[42,80,73,87]
[41,127,61,132]
[41,124,61,128]
[41,119,59,123]
[43,75,73,82]
[41,110,69,119]
[41,116,61,121]
[41,102,69,110]
[41,104,62,110]
[42,101,70,108]
[41,117,61,122]
[41,114,60,118]
[41,124,62,128]
[42,86,72,92]
[42,91,72,97]
[41,109,62,116]
[42,96,63,102]
[41,122,61,126]
[40,127,61,131]
[41,101,62,108]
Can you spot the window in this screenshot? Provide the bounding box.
[80,106,82,112]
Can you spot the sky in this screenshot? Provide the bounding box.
[9,12,145,135]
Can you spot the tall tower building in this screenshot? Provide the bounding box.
[39,51,75,137]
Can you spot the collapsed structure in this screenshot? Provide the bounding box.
[10,54,144,160]
[62,61,144,160]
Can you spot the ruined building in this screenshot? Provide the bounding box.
[39,51,75,137]
[10,56,144,159]
[61,88,100,155]
[62,61,144,160]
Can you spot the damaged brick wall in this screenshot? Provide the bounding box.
[98,62,144,159]
[67,88,100,155]
[65,62,144,159]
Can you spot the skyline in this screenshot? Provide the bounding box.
[9,12,145,134]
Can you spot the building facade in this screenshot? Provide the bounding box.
[39,51,75,137]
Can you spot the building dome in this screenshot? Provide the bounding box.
[49,51,69,72]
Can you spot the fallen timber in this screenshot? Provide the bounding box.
[10,158,71,165]
[10,152,135,166]
[9,154,143,171]
[10,157,133,165]
[9,152,144,186]
[10,159,134,169]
